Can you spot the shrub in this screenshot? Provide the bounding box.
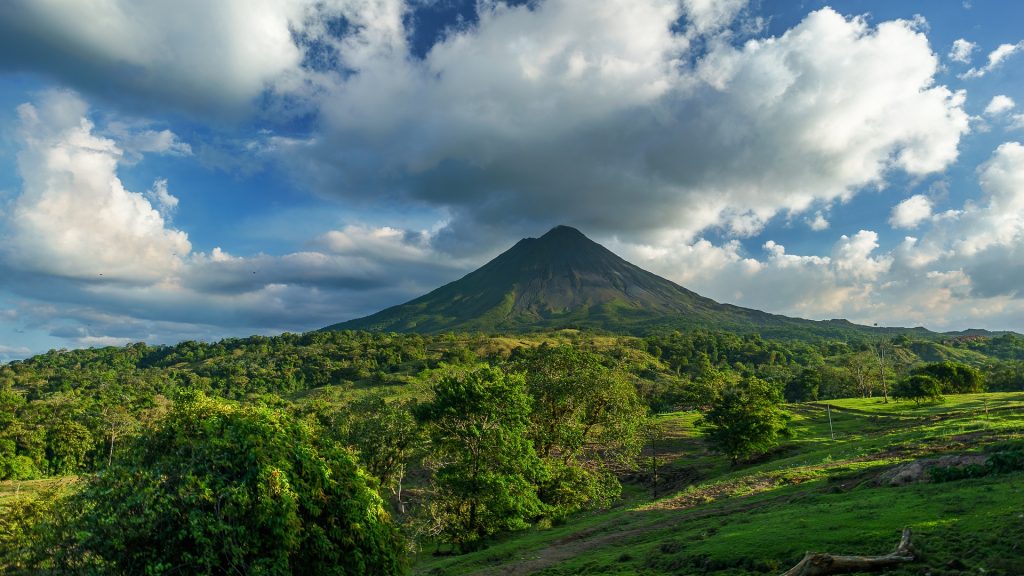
[69,391,406,575]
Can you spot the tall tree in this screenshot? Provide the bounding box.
[699,377,790,464]
[344,394,425,514]
[416,366,542,550]
[514,345,647,514]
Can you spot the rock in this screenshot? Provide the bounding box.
[874,454,987,486]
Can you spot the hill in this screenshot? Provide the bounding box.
[416,392,1024,575]
[326,226,938,340]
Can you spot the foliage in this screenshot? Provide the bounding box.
[513,345,647,515]
[415,366,543,550]
[930,446,1024,482]
[784,367,821,402]
[698,377,791,463]
[911,361,985,394]
[342,394,425,512]
[893,374,945,404]
[0,488,74,572]
[69,391,405,575]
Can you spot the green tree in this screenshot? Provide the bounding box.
[784,367,820,402]
[344,394,425,513]
[913,361,985,394]
[69,391,405,575]
[515,346,646,514]
[699,377,790,464]
[45,419,92,476]
[416,366,542,550]
[893,374,945,404]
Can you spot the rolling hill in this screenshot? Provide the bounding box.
[325,225,940,340]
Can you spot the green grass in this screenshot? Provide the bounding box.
[415,393,1024,575]
[0,477,75,505]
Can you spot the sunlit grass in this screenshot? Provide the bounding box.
[415,392,1024,575]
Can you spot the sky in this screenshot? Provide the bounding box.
[1,0,1024,360]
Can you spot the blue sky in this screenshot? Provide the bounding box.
[2,0,1024,359]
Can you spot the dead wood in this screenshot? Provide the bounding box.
[781,528,915,576]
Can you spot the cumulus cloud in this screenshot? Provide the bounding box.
[961,41,1024,79]
[145,179,180,218]
[948,38,977,63]
[4,2,1018,344]
[898,143,1024,305]
[605,139,1024,332]
[286,5,968,251]
[890,194,934,229]
[807,211,830,231]
[0,91,472,344]
[0,0,341,116]
[5,90,191,282]
[681,0,750,35]
[984,95,1016,116]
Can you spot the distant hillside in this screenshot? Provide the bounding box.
[325,226,948,340]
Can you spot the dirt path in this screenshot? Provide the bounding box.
[472,497,776,576]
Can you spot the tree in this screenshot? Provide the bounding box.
[699,377,790,464]
[69,391,405,575]
[415,366,542,550]
[344,394,425,513]
[845,351,876,398]
[785,367,821,402]
[912,361,985,394]
[893,374,944,404]
[515,345,647,515]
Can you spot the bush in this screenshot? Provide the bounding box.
[929,448,1024,483]
[69,391,406,575]
[893,374,944,404]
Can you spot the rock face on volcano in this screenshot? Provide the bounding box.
[325,226,925,338]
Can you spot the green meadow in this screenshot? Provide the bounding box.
[416,393,1024,576]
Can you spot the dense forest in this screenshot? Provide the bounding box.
[2,328,1023,572]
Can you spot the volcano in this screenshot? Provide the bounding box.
[325,225,930,339]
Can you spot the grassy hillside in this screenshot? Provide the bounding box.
[415,393,1024,576]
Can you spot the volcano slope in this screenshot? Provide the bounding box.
[326,226,945,341]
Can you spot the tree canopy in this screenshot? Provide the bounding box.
[699,377,790,464]
[70,391,406,575]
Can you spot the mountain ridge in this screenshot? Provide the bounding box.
[324,226,954,340]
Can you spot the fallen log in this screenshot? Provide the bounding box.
[781,528,915,576]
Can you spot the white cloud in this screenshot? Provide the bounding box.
[0,91,472,343]
[106,121,193,162]
[807,211,830,231]
[0,0,362,115]
[145,179,180,218]
[290,5,968,250]
[984,95,1016,116]
[961,41,1024,79]
[948,38,977,63]
[889,194,934,229]
[5,90,191,282]
[0,344,32,361]
[681,0,749,35]
[831,230,892,282]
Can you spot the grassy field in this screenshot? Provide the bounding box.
[415,393,1024,576]
[0,477,75,505]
